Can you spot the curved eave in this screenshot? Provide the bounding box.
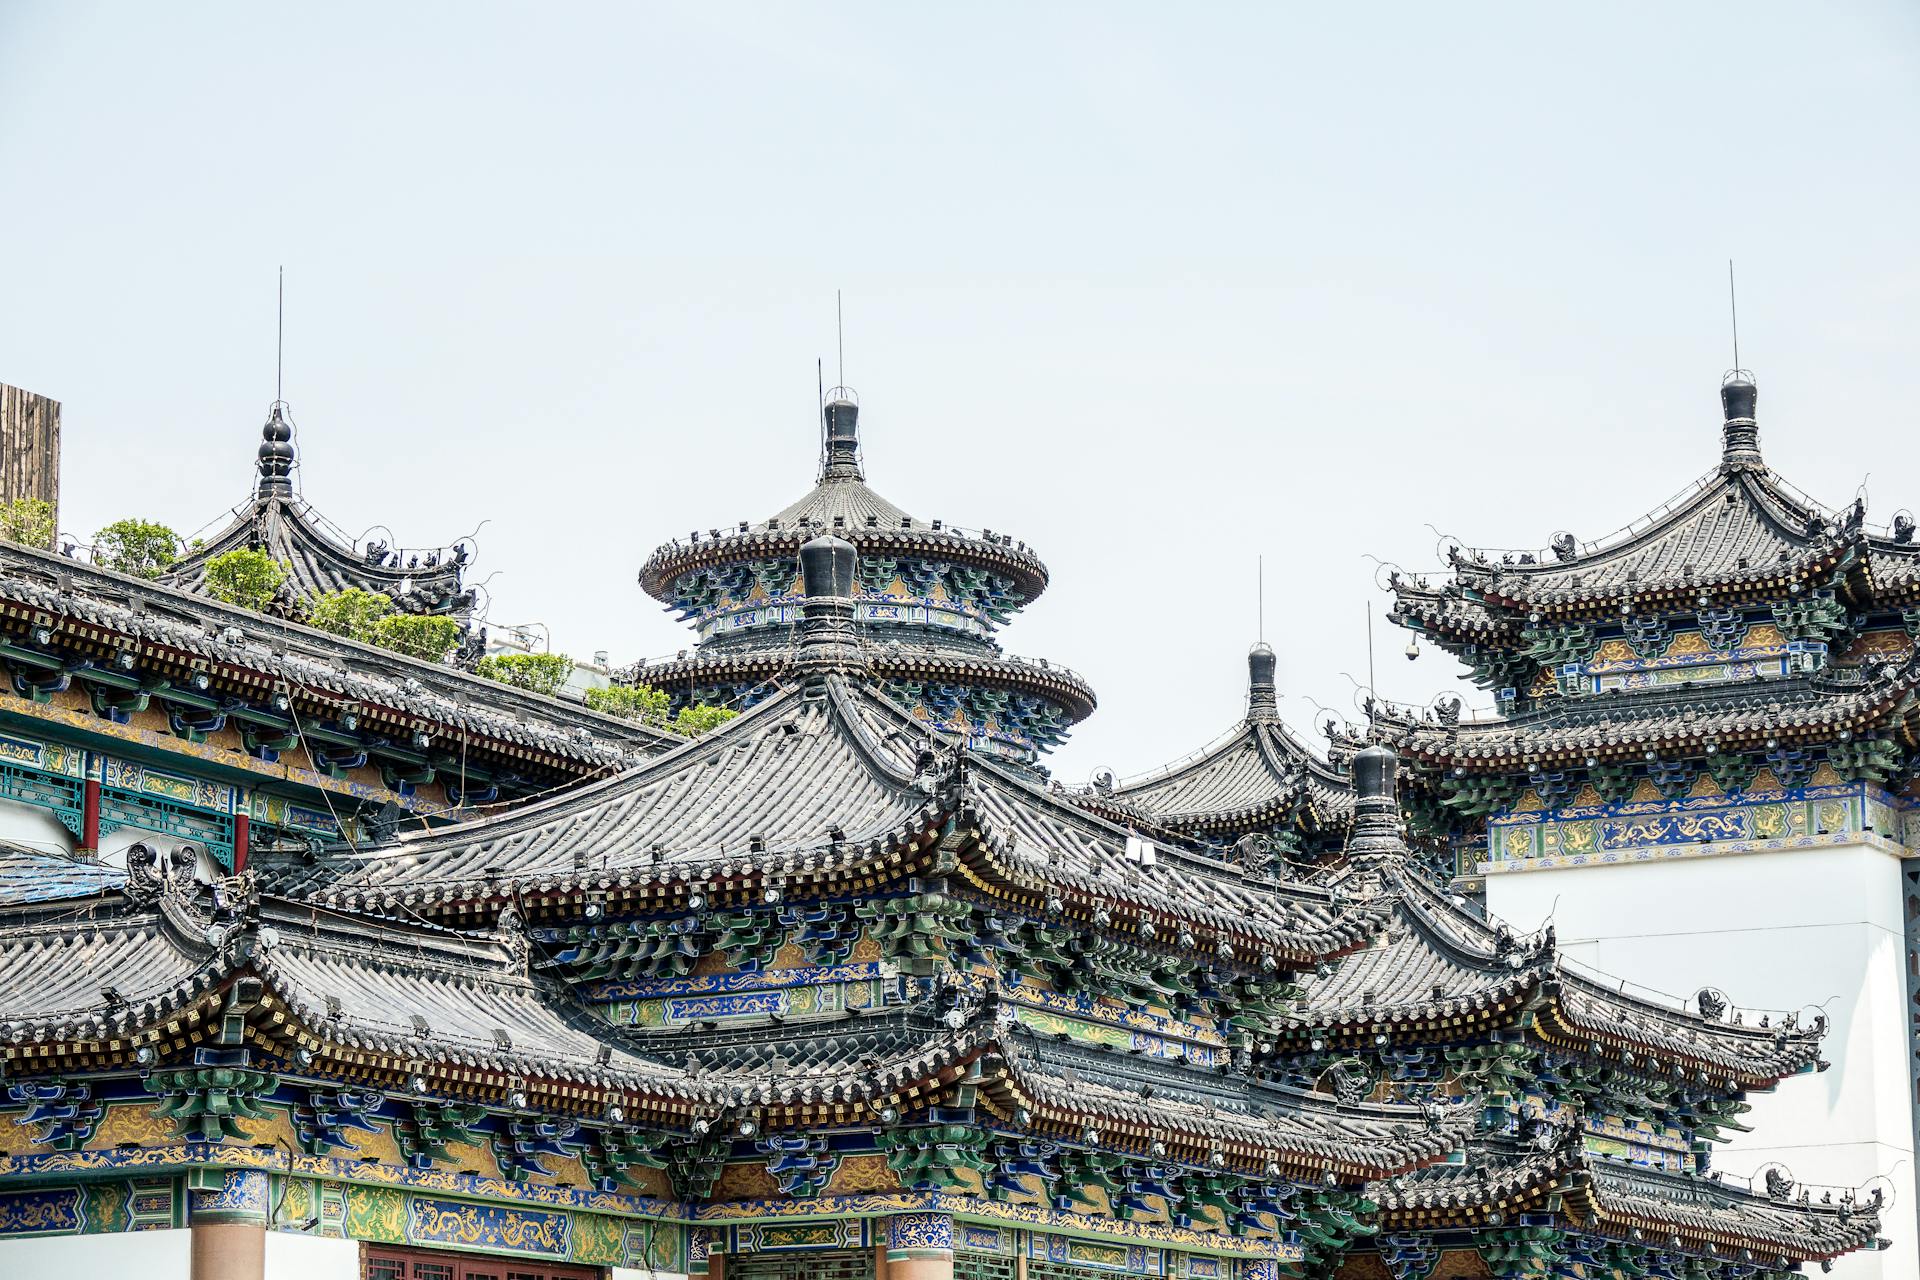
[1399,660,1920,773]
[164,496,465,611]
[633,647,1097,724]
[1562,1168,1884,1265]
[1538,975,1824,1086]
[640,525,1050,606]
[1106,720,1355,837]
[0,546,671,771]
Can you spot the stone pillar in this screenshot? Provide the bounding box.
[885,1213,953,1280]
[188,1170,268,1280]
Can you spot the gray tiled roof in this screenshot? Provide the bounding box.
[0,539,676,765]
[267,675,941,906]
[161,496,465,614]
[1398,653,1920,765]
[1438,466,1835,606]
[1106,718,1353,833]
[1009,1030,1472,1178]
[0,845,125,906]
[1297,858,1826,1081]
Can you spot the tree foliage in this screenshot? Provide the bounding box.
[368,613,462,662]
[474,651,574,695]
[0,498,57,550]
[203,548,288,611]
[93,519,183,579]
[584,682,672,724]
[307,588,396,642]
[673,704,738,736]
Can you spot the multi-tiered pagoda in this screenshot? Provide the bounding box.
[1382,368,1919,1273]
[633,389,1095,765]
[162,402,476,619]
[0,362,1895,1280]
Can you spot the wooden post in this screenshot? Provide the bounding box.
[80,776,100,854]
[0,383,60,539]
[232,811,250,873]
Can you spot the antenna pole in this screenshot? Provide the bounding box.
[1728,259,1740,370]
[1257,555,1264,644]
[1366,602,1377,702]
[836,290,844,387]
[276,265,285,402]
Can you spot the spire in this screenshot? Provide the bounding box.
[1720,370,1761,472]
[256,402,297,498]
[1246,642,1278,720]
[793,532,865,673]
[820,387,863,481]
[1344,742,1404,863]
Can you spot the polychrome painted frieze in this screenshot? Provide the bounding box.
[1485,780,1914,874]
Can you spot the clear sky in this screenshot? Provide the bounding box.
[1,2,1915,783]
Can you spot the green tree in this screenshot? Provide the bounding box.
[203,548,288,611]
[0,498,57,550]
[584,682,672,724]
[474,651,574,695]
[308,588,396,641]
[93,519,183,579]
[368,614,462,662]
[673,704,738,737]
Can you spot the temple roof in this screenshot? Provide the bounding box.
[1389,373,1894,636]
[160,403,472,615]
[639,390,1050,605]
[0,538,677,769]
[1373,1142,1886,1264]
[1288,749,1827,1085]
[0,858,1460,1178]
[1394,647,1920,771]
[1300,856,1825,1084]
[1090,645,1353,837]
[267,669,1383,966]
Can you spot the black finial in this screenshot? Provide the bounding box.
[821,387,862,481]
[256,402,297,498]
[800,532,857,599]
[1720,370,1761,472]
[794,533,864,673]
[1345,743,1405,863]
[1247,642,1278,719]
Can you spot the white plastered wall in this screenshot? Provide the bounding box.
[0,1226,191,1277]
[1489,842,1913,1280]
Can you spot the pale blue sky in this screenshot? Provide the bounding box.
[2,2,1916,781]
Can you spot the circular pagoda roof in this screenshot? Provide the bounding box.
[631,643,1097,725]
[637,402,1050,605]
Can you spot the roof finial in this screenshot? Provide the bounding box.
[1720,262,1762,471]
[1345,742,1405,863]
[793,532,865,674]
[1247,641,1278,720]
[821,295,862,483]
